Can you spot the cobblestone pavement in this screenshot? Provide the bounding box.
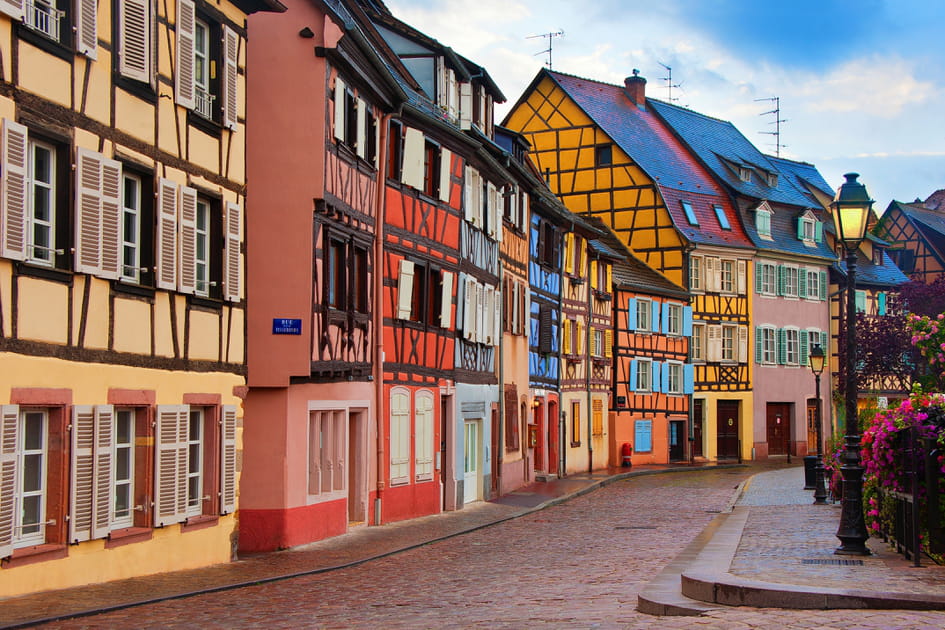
[36,467,945,629]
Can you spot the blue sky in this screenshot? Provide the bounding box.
[387,0,945,213]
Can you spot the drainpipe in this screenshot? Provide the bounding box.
[497,256,504,496]
[586,251,594,474]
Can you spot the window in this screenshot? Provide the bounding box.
[785,328,800,365]
[666,303,682,336]
[308,409,345,496]
[689,255,703,291]
[855,290,867,313]
[415,392,434,480]
[756,207,772,238]
[595,144,612,167]
[324,235,370,314]
[667,362,683,394]
[23,0,68,43]
[714,205,731,230]
[175,0,238,129]
[15,409,48,548]
[593,328,603,357]
[720,260,735,293]
[396,260,453,328]
[422,141,440,198]
[681,200,698,225]
[636,359,652,392]
[805,269,820,300]
[757,262,776,295]
[193,18,213,118]
[691,323,705,361]
[353,246,369,313]
[570,400,581,446]
[637,298,652,332]
[121,173,142,282]
[387,120,403,181]
[28,139,57,266]
[721,325,736,361]
[799,215,816,242]
[782,266,798,298]
[185,408,204,516]
[757,326,776,364]
[194,198,211,297]
[738,166,752,182]
[766,173,778,187]
[112,408,136,530]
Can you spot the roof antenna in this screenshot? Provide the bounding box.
[755,96,787,158]
[658,61,681,103]
[527,30,564,69]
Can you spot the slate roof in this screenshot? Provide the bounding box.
[586,217,688,299]
[891,201,945,254]
[735,198,835,262]
[546,70,752,251]
[768,156,834,200]
[836,251,909,288]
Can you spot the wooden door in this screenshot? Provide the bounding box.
[547,400,558,476]
[716,400,739,460]
[669,420,686,462]
[463,420,480,504]
[692,399,704,458]
[806,399,819,455]
[766,403,790,456]
[533,403,544,473]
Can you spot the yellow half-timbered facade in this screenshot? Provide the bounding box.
[0,0,282,596]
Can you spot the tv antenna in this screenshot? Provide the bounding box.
[658,61,681,103]
[755,96,787,157]
[527,30,564,69]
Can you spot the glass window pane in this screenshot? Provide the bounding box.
[22,453,42,492]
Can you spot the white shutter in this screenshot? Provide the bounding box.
[459,82,472,129]
[178,186,197,295]
[447,68,458,120]
[402,127,425,190]
[0,0,23,20]
[69,406,95,544]
[220,405,237,514]
[154,405,188,527]
[224,202,242,302]
[74,148,103,275]
[484,285,495,344]
[91,405,114,539]
[76,0,98,59]
[414,394,433,478]
[708,325,722,362]
[222,25,239,130]
[521,192,529,232]
[175,0,196,110]
[493,285,501,346]
[737,260,747,295]
[462,275,475,340]
[463,166,475,223]
[435,56,447,107]
[439,270,453,327]
[396,259,415,320]
[474,282,484,343]
[738,326,749,363]
[119,0,151,82]
[0,405,19,558]
[438,148,452,203]
[355,98,366,158]
[390,393,409,480]
[156,178,179,290]
[101,159,122,279]
[1,118,28,261]
[333,77,346,142]
[487,181,498,239]
[704,257,718,292]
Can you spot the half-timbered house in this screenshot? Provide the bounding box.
[504,69,755,462]
[875,194,945,284]
[0,0,282,595]
[592,221,692,465]
[242,0,403,551]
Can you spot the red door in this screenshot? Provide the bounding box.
[766,403,790,456]
[547,400,558,476]
[533,403,545,473]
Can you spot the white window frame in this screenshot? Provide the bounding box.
[636,359,652,392]
[193,17,215,119]
[800,215,816,242]
[667,361,683,394]
[666,303,682,336]
[721,325,736,362]
[760,262,776,295]
[112,408,135,530]
[720,259,735,293]
[28,138,56,267]
[691,323,705,361]
[689,255,703,292]
[783,265,799,298]
[186,408,204,517]
[15,409,48,548]
[785,327,800,365]
[806,269,820,300]
[24,0,64,42]
[121,173,142,283]
[636,298,652,332]
[195,198,210,297]
[761,326,777,364]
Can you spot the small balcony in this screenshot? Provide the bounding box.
[25,0,63,42]
[194,86,216,120]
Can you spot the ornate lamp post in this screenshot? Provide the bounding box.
[808,343,827,504]
[829,172,873,555]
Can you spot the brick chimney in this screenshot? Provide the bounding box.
[624,69,646,109]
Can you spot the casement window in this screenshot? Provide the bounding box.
[855,290,867,314]
[422,141,440,199]
[635,358,652,392]
[325,234,370,314]
[783,328,800,365]
[691,323,705,360]
[327,239,346,310]
[720,260,735,293]
[28,138,57,266]
[415,391,434,481]
[538,220,560,268]
[805,269,827,301]
[756,326,777,364]
[387,120,404,181]
[503,278,528,336]
[665,303,683,336]
[13,409,48,548]
[689,255,703,291]
[721,325,736,362]
[797,212,823,244]
[738,166,752,182]
[397,260,454,329]
[116,0,155,84]
[570,400,581,446]
[666,361,684,394]
[389,389,409,484]
[756,207,772,239]
[593,328,603,358]
[307,408,345,497]
[112,408,136,530]
[804,329,828,367]
[595,144,612,167]
[766,173,778,188]
[153,404,236,526]
[714,205,731,230]
[120,172,146,283]
[780,265,799,298]
[175,0,238,129]
[636,298,652,332]
[756,262,776,295]
[681,200,698,225]
[193,198,211,296]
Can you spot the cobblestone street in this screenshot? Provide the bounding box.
[37,468,945,629]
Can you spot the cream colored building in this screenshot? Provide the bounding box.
[0,0,281,596]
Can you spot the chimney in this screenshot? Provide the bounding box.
[624,69,646,109]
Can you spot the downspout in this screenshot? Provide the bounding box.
[586,251,593,474]
[497,260,504,496]
[558,223,569,476]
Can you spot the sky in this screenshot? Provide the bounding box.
[386,0,945,215]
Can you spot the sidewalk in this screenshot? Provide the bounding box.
[1,462,944,627]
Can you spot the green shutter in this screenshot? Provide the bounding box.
[777,265,786,296]
[777,328,787,364]
[819,271,827,300]
[755,327,764,363]
[797,217,805,240]
[755,262,763,294]
[798,269,807,298]
[800,330,809,367]
[815,221,824,243]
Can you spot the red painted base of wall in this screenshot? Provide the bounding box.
[238,499,347,552]
[381,481,440,523]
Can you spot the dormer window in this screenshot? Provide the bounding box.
[797,210,823,244]
[766,172,778,187]
[873,247,884,266]
[713,205,731,230]
[738,166,752,182]
[755,204,773,239]
[681,200,698,225]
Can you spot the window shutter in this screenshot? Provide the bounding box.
[821,331,828,352]
[798,268,808,298]
[738,326,749,363]
[0,405,19,558]
[493,286,502,345]
[354,97,366,158]
[577,236,586,274]
[75,148,104,275]
[562,317,571,354]
[629,360,638,391]
[415,394,433,478]
[576,320,585,355]
[220,405,237,514]
[438,148,452,203]
[154,405,188,527]
[564,233,574,274]
[682,306,693,337]
[484,285,495,344]
[175,0,196,110]
[707,325,722,362]
[606,264,612,294]
[777,328,787,364]
[590,260,598,289]
[70,406,95,543]
[604,328,613,358]
[390,392,410,480]
[435,56,447,106]
[660,302,669,334]
[76,0,98,59]
[92,405,115,539]
[475,283,485,344]
[855,290,867,313]
[737,260,746,294]
[538,303,552,353]
[178,186,198,295]
[660,362,669,393]
[800,330,809,367]
[402,127,425,190]
[439,270,453,327]
[652,361,661,392]
[459,82,472,129]
[224,202,242,302]
[156,178,179,290]
[711,258,721,292]
[396,259,415,320]
[222,26,239,130]
[486,181,498,239]
[878,291,887,316]
[627,298,637,330]
[815,220,824,243]
[755,327,764,363]
[651,300,660,334]
[755,262,763,293]
[704,257,717,292]
[520,281,528,337]
[0,0,23,20]
[101,159,122,279]
[1,118,28,261]
[463,166,475,223]
[333,77,346,142]
[119,0,151,83]
[683,364,694,394]
[520,193,529,232]
[447,69,458,120]
[819,271,827,300]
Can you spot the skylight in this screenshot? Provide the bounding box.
[681,200,698,225]
[714,205,731,230]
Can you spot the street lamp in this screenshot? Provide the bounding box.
[829,172,873,556]
[808,343,827,505]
